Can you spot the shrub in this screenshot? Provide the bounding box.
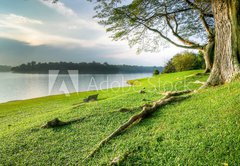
[196,51,206,69]
[162,60,176,73]
[153,69,160,76]
[163,52,204,73]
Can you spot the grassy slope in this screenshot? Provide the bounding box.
[0,70,239,165]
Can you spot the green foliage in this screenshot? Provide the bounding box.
[153,69,160,76]
[11,61,163,74]
[197,50,206,69]
[163,60,176,73]
[0,70,239,165]
[89,0,213,53]
[114,31,125,39]
[172,52,201,71]
[163,52,205,73]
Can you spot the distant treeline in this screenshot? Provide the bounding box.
[0,65,12,72]
[11,62,163,74]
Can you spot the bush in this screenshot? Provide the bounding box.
[163,60,176,73]
[196,51,206,69]
[153,69,160,76]
[163,52,204,73]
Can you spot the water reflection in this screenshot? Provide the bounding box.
[0,73,151,103]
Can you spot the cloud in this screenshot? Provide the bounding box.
[0,1,185,66]
[0,1,120,48]
[39,0,103,31]
[0,0,114,48]
[0,14,76,46]
[41,0,78,17]
[68,25,78,30]
[0,13,111,47]
[3,14,43,25]
[0,10,184,66]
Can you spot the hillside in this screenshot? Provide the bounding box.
[0,70,239,165]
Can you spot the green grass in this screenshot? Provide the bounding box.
[0,70,239,165]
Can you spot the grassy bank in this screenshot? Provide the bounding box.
[0,70,239,165]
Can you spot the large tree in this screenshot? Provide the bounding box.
[206,0,240,85]
[89,0,215,73]
[91,0,239,85]
[53,0,239,85]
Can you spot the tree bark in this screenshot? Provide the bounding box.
[207,0,240,85]
[202,38,215,73]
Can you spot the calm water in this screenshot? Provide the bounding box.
[0,72,151,103]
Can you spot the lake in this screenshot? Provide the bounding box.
[0,72,151,103]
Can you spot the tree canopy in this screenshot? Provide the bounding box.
[53,0,240,85]
[90,0,214,52]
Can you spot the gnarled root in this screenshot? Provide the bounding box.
[41,117,86,129]
[86,90,192,159]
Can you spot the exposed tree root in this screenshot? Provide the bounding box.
[118,108,134,113]
[118,103,154,113]
[41,117,87,129]
[162,90,192,97]
[198,80,222,90]
[86,90,192,159]
[72,103,85,109]
[83,94,99,103]
[191,80,205,85]
[41,111,122,129]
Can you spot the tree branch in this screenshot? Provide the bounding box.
[200,14,212,36]
[184,0,213,37]
[140,21,203,49]
[141,8,192,24]
[122,11,204,50]
[183,0,213,18]
[164,5,200,47]
[86,90,193,159]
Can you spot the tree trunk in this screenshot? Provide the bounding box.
[202,38,215,73]
[206,0,240,85]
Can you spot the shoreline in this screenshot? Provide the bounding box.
[0,75,145,105]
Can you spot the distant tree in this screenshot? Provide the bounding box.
[172,52,201,72]
[196,51,206,70]
[0,65,12,72]
[103,62,109,66]
[31,61,36,66]
[163,60,176,73]
[153,69,160,76]
[163,52,204,73]
[11,62,163,74]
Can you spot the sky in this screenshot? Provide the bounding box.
[0,0,187,67]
